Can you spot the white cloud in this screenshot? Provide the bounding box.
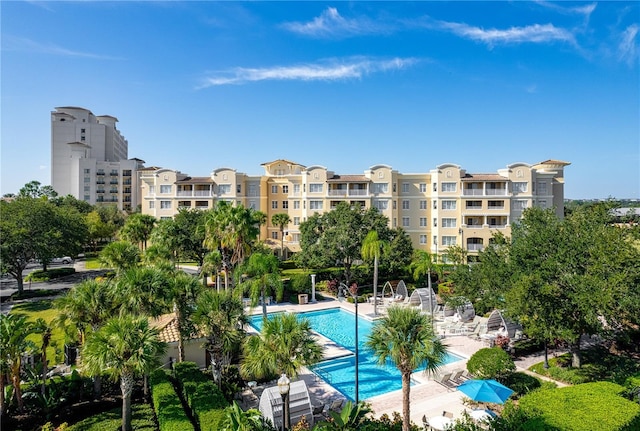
[281,7,389,38]
[617,24,639,66]
[199,57,417,87]
[535,1,597,19]
[433,20,576,47]
[3,35,121,60]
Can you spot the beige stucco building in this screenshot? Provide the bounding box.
[139,158,569,261]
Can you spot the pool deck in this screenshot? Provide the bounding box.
[244,297,525,426]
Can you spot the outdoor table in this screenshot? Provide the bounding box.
[469,409,495,422]
[428,415,453,430]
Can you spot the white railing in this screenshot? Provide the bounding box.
[349,189,368,196]
[485,189,507,196]
[467,244,484,251]
[328,190,347,196]
[194,190,212,197]
[463,189,484,196]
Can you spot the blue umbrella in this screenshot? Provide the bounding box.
[457,379,514,404]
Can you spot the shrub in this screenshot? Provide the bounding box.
[466,347,516,381]
[502,371,543,398]
[288,273,311,293]
[67,403,156,431]
[25,267,75,282]
[150,369,193,431]
[518,381,640,430]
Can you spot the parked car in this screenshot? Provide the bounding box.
[51,256,74,264]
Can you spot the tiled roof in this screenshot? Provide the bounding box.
[176,176,213,184]
[150,313,205,344]
[461,174,505,181]
[327,175,368,182]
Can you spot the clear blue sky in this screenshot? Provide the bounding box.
[2,1,638,199]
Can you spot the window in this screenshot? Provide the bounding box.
[160,201,171,209]
[249,200,256,209]
[84,185,90,191]
[293,217,300,225]
[293,184,301,194]
[537,182,547,195]
[84,168,90,174]
[84,177,90,183]
[402,200,410,210]
[442,218,457,228]
[81,128,86,133]
[393,218,397,228]
[513,200,528,210]
[466,200,482,209]
[83,195,90,201]
[271,201,278,209]
[282,185,289,194]
[433,218,437,227]
[249,184,258,196]
[237,184,242,193]
[442,200,457,210]
[433,201,437,209]
[218,184,231,195]
[512,182,528,193]
[282,201,289,209]
[419,217,427,227]
[160,185,172,194]
[539,200,548,208]
[402,183,409,193]
[149,186,155,194]
[442,236,457,246]
[419,183,427,193]
[293,201,300,209]
[309,183,323,193]
[393,201,397,210]
[402,217,410,227]
[309,201,323,210]
[372,183,388,194]
[433,183,437,192]
[271,185,278,194]
[420,200,428,210]
[441,182,456,192]
[272,232,278,240]
[488,200,504,209]
[374,200,388,210]
[419,235,427,245]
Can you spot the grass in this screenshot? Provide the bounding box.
[11,301,68,365]
[66,402,157,431]
[529,345,640,385]
[84,257,104,270]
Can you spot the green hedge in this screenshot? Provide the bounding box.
[518,381,640,430]
[150,369,194,431]
[173,362,229,431]
[67,403,156,431]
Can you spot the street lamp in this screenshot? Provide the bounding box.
[338,282,359,404]
[277,373,291,431]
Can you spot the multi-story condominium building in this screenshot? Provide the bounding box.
[51,106,143,211]
[140,158,569,261]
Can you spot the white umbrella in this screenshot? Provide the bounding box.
[469,409,497,422]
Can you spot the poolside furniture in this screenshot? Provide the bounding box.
[312,403,325,421]
[433,372,458,390]
[428,415,453,430]
[450,370,465,383]
[327,398,344,412]
[422,414,429,430]
[443,411,454,418]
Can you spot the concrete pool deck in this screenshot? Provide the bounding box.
[244,297,512,426]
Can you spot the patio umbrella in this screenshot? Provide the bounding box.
[457,379,514,404]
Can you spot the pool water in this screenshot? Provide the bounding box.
[248,308,463,401]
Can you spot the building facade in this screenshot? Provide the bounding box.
[139,158,569,260]
[51,106,143,211]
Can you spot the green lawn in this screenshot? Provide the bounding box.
[11,301,68,366]
[66,402,157,431]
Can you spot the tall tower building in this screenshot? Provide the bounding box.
[51,106,143,211]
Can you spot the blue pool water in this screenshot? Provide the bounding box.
[248,308,463,401]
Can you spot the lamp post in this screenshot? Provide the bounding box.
[338,282,359,404]
[277,373,291,431]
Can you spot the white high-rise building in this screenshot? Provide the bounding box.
[51,106,143,211]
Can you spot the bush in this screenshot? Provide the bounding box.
[501,371,543,398]
[149,369,193,431]
[288,273,311,293]
[67,403,157,431]
[466,347,516,381]
[518,381,640,430]
[25,267,75,282]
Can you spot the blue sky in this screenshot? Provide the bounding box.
[1,1,638,199]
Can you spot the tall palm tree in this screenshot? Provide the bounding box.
[366,306,447,431]
[200,249,223,289]
[271,213,291,260]
[99,240,140,274]
[409,250,442,320]
[192,289,247,386]
[237,252,283,320]
[82,315,166,431]
[119,213,156,251]
[165,271,202,362]
[0,313,36,414]
[361,230,389,316]
[241,312,322,380]
[114,266,170,318]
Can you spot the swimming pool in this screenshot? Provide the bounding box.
[248,308,463,401]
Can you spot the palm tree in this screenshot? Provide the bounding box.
[114,266,170,318]
[0,313,36,414]
[192,289,247,387]
[361,230,389,316]
[32,318,52,397]
[99,240,140,274]
[271,213,291,259]
[241,312,322,380]
[237,252,283,319]
[82,315,166,431]
[221,401,273,431]
[119,213,156,251]
[200,249,223,289]
[165,271,202,362]
[409,250,442,320]
[366,306,448,431]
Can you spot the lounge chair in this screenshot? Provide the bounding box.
[450,370,465,383]
[433,372,458,390]
[327,398,344,412]
[312,404,325,422]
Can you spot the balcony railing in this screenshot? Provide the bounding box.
[463,189,483,196]
[349,189,368,196]
[328,190,347,196]
[486,189,506,196]
[467,244,484,251]
[488,224,507,229]
[96,171,105,176]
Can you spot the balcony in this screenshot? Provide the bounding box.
[328,189,347,197]
[123,180,132,185]
[96,181,105,185]
[485,188,506,196]
[96,190,105,194]
[463,189,484,196]
[467,243,484,251]
[96,171,105,176]
[109,189,118,194]
[110,171,119,176]
[110,180,118,185]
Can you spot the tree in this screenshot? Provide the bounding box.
[241,312,322,380]
[114,266,171,318]
[119,213,156,251]
[200,249,223,288]
[296,203,391,285]
[366,306,447,431]
[236,252,283,319]
[164,271,202,362]
[361,230,389,316]
[193,290,247,386]
[82,315,166,431]
[466,347,515,381]
[32,318,53,397]
[0,313,36,414]
[271,213,291,259]
[18,180,58,199]
[99,240,141,274]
